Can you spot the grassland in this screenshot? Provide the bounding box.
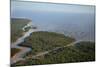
[11,18,31,42]
[11,48,20,57]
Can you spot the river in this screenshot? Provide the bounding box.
[11,1,95,64]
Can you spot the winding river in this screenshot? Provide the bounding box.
[11,21,94,64]
[11,22,40,64]
[11,1,95,64]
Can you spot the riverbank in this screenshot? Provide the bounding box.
[11,18,32,42]
[11,18,39,64]
[11,31,95,66]
[12,38,95,66]
[11,18,95,66]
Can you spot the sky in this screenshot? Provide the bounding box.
[11,1,95,14]
[11,0,95,5]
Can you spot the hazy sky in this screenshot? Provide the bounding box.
[11,1,95,14]
[11,0,95,5]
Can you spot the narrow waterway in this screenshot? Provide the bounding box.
[11,22,94,65]
[11,23,94,64]
[11,22,40,64]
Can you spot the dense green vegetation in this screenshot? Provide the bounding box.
[11,48,20,57]
[74,41,95,54]
[19,31,75,55]
[11,31,95,66]
[11,18,31,42]
[12,41,95,66]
